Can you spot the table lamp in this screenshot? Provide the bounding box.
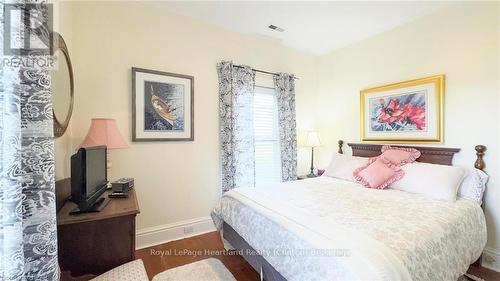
[80,118,129,169]
[306,131,321,178]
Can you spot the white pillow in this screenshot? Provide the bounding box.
[457,168,488,205]
[323,153,369,182]
[389,162,466,202]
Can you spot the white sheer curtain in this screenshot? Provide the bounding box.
[0,2,58,280]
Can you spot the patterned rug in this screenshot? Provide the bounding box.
[152,258,236,281]
[458,273,485,281]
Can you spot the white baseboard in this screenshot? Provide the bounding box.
[136,216,216,250]
[482,247,500,272]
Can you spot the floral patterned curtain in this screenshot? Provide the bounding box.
[274,73,297,182]
[0,2,58,280]
[217,61,256,192]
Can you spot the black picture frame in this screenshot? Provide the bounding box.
[132,67,194,141]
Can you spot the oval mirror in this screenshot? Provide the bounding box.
[51,32,74,138]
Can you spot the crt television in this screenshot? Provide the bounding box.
[71,146,109,212]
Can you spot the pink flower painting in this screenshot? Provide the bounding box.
[370,92,427,132]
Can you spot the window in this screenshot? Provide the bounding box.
[254,86,281,186]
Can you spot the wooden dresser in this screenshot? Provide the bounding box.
[56,179,140,277]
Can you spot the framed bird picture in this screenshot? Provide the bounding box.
[132,67,194,141]
[360,75,444,143]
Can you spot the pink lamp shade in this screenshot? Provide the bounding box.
[80,118,129,149]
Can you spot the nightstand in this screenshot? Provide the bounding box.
[56,178,140,277]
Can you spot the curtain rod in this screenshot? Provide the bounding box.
[233,64,300,80]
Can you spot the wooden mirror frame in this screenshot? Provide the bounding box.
[51,32,74,138]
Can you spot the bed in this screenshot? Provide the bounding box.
[211,141,488,281]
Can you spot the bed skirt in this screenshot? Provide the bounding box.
[223,222,286,281]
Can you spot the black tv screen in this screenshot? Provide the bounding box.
[71,146,108,211]
[85,148,107,197]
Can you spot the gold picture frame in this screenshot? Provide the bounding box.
[360,75,444,143]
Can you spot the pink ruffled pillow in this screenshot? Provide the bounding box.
[380,145,421,165]
[353,157,405,189]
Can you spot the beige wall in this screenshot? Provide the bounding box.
[316,2,500,252]
[58,1,318,230]
[53,0,74,180]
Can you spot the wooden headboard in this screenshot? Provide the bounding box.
[337,140,486,170]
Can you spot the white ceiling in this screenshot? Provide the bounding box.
[163,1,451,55]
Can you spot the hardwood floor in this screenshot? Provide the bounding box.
[468,265,500,281]
[136,231,259,281]
[137,231,500,281]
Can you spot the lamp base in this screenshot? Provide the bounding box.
[107,150,112,169]
[308,147,317,178]
[106,151,112,189]
[307,173,317,178]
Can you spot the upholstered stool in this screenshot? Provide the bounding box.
[152,258,236,281]
[90,259,149,281]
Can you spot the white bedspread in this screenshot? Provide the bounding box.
[211,177,486,281]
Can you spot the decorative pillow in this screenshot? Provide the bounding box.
[323,153,369,182]
[353,157,405,189]
[457,168,488,204]
[317,169,325,176]
[380,145,421,165]
[390,162,466,202]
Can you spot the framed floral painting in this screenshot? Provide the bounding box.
[360,75,444,143]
